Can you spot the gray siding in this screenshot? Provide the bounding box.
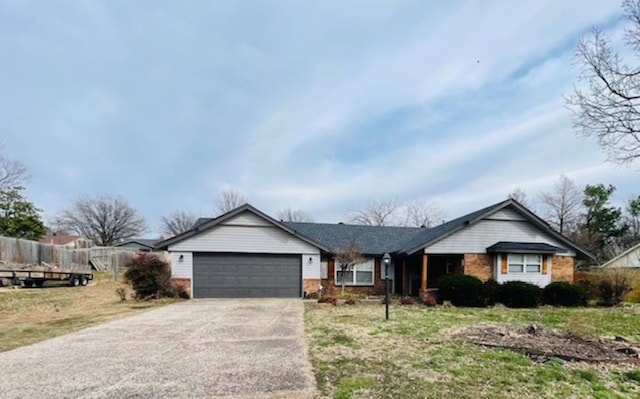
[603,248,640,268]
[169,211,320,254]
[425,218,575,256]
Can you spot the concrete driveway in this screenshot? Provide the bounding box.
[0,299,316,399]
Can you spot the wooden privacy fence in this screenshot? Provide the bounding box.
[0,236,169,276]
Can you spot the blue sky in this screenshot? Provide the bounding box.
[0,0,637,236]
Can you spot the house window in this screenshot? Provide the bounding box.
[508,254,542,273]
[335,258,374,285]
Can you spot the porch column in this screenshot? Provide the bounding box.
[421,254,428,291]
[402,259,407,296]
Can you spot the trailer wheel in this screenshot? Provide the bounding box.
[70,276,80,287]
[35,280,44,288]
[80,276,88,286]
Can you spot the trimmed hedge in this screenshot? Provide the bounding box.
[542,281,586,307]
[499,281,540,308]
[438,274,484,307]
[482,279,502,306]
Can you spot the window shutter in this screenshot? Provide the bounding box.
[501,255,508,274]
[541,256,548,275]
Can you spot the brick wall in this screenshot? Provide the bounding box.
[170,278,191,298]
[464,254,494,281]
[303,278,321,297]
[321,257,385,296]
[551,256,574,282]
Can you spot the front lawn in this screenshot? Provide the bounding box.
[0,272,174,352]
[305,303,640,399]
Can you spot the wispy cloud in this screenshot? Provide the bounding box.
[0,0,635,234]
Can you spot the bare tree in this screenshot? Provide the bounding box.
[160,210,198,237]
[566,0,640,164]
[276,208,314,222]
[400,199,444,228]
[216,189,247,215]
[334,242,364,295]
[0,143,28,190]
[346,198,400,226]
[507,187,534,209]
[539,175,583,234]
[52,195,147,246]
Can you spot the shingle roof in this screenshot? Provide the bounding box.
[116,238,158,248]
[156,199,595,260]
[486,242,567,254]
[283,222,423,255]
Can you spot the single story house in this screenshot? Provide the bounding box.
[116,238,159,252]
[600,242,640,268]
[154,199,593,299]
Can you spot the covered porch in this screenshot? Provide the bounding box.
[393,253,464,299]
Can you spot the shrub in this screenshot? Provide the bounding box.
[422,296,437,307]
[542,282,586,307]
[597,268,638,306]
[318,297,338,306]
[438,274,484,307]
[499,281,540,308]
[579,268,639,306]
[123,253,174,299]
[400,297,415,305]
[626,274,640,303]
[482,279,502,306]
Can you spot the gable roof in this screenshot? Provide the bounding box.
[486,242,567,254]
[397,199,594,260]
[116,238,158,249]
[600,242,640,268]
[40,234,86,246]
[284,222,423,255]
[154,204,329,251]
[155,199,594,260]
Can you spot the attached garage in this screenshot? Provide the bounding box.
[156,204,325,299]
[192,253,301,298]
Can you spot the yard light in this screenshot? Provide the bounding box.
[383,252,391,320]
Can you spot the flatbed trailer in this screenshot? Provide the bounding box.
[0,268,93,288]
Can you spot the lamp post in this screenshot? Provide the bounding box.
[383,252,391,320]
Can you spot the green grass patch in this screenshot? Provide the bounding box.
[305,303,640,399]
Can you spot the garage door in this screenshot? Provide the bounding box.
[192,253,302,298]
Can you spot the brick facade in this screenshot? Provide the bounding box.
[321,257,386,297]
[303,278,322,297]
[551,255,574,282]
[464,254,494,282]
[170,278,191,298]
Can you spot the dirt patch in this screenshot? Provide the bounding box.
[451,323,640,364]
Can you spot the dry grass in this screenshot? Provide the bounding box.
[0,272,174,352]
[305,303,640,399]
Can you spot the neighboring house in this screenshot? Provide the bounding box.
[115,239,158,252]
[600,243,640,268]
[155,199,593,299]
[40,234,93,249]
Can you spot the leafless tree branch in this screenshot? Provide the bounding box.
[539,175,583,234]
[216,189,247,215]
[160,210,198,237]
[52,195,147,246]
[346,198,401,226]
[0,143,29,190]
[566,0,640,164]
[276,208,314,222]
